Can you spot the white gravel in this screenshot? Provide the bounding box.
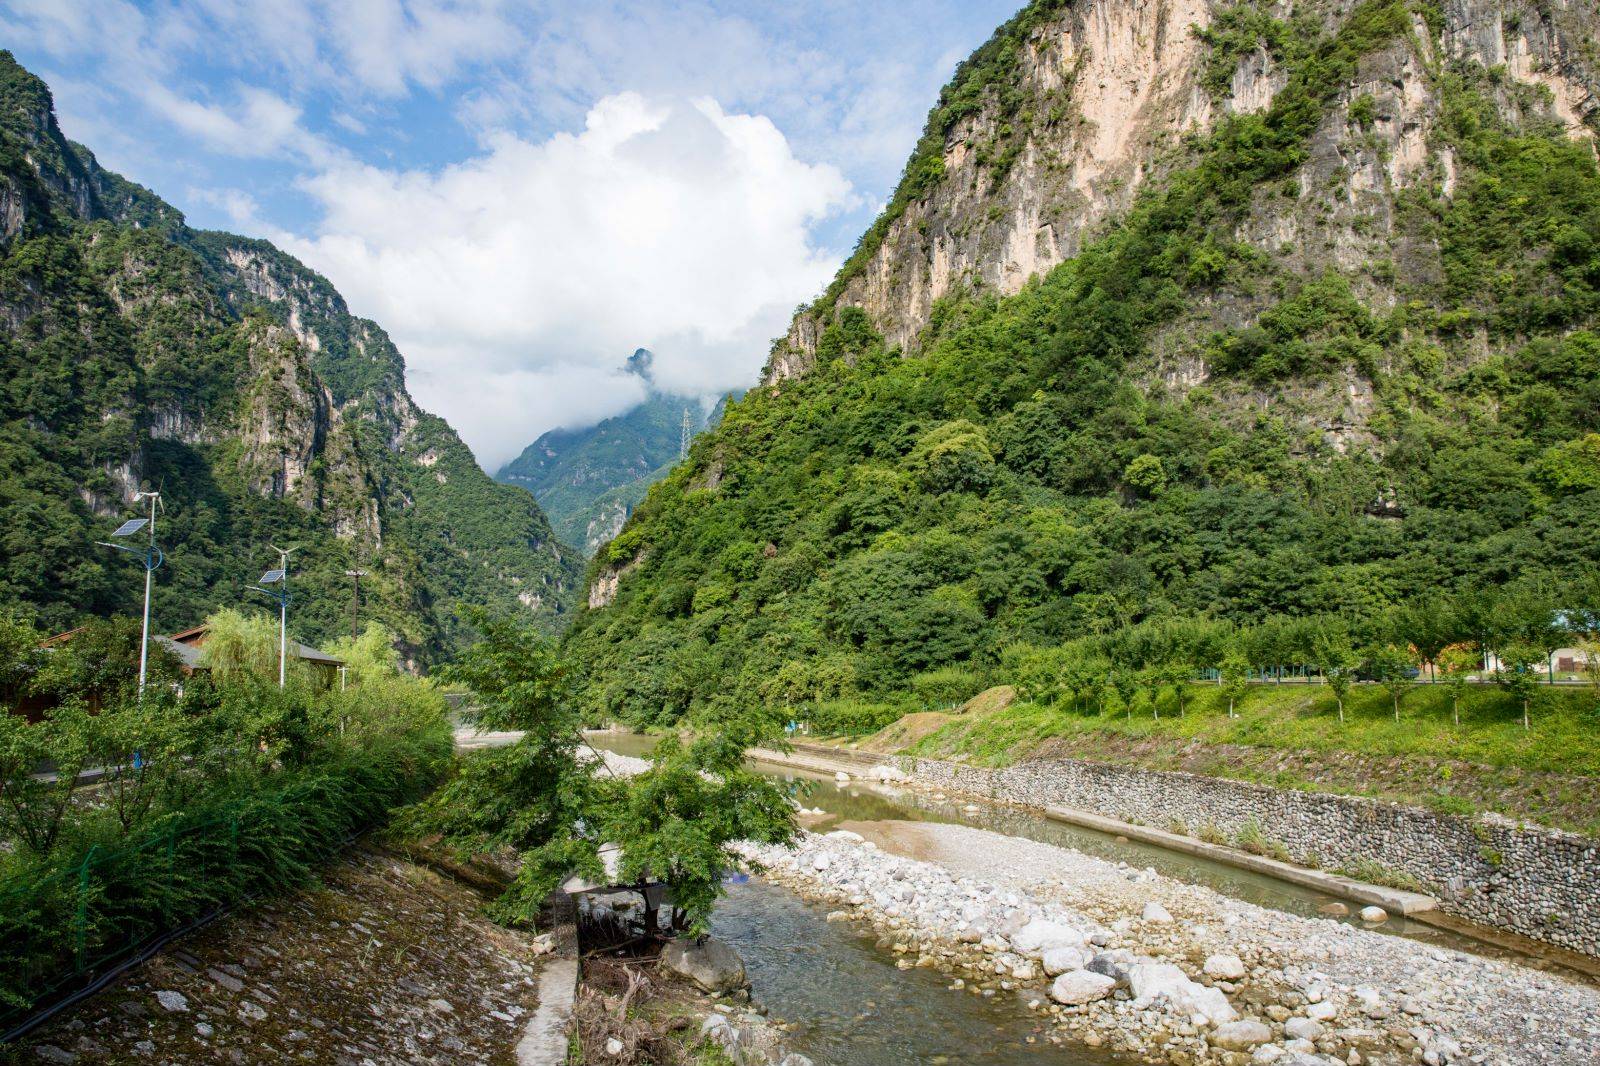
[738,824,1600,1066]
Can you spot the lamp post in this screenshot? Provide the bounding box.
[248,545,295,688]
[96,491,163,698]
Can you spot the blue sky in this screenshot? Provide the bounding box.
[0,0,1021,466]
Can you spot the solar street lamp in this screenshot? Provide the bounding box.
[96,491,163,698]
[248,544,295,689]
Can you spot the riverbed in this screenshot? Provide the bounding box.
[590,735,1600,1066]
[712,877,1127,1066]
[589,732,1567,970]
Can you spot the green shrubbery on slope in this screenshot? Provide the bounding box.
[565,3,1600,741]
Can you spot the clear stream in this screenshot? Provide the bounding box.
[589,734,1582,1065]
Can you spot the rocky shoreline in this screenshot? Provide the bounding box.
[737,825,1600,1066]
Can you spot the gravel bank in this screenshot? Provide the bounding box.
[738,823,1600,1066]
[20,849,550,1065]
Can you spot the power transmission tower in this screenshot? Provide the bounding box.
[680,407,693,459]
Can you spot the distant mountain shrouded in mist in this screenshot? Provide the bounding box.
[495,349,731,555]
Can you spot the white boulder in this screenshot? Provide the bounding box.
[1204,953,1247,980]
[1049,970,1117,1005]
[1011,918,1085,955]
[1142,901,1174,923]
[1359,905,1388,923]
[1211,1020,1273,1050]
[1129,962,1238,1026]
[1284,1017,1324,1041]
[1041,945,1092,976]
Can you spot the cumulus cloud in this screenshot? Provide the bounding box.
[283,92,852,467]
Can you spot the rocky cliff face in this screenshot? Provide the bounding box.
[0,53,579,653]
[767,0,1600,388]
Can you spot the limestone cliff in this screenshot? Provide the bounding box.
[766,0,1600,392]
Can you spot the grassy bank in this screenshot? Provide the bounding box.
[885,682,1600,835]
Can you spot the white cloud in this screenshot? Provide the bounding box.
[142,85,325,160]
[284,91,852,467]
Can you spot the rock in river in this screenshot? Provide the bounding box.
[1049,970,1116,1006]
[661,937,747,995]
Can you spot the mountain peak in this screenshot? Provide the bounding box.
[625,347,656,383]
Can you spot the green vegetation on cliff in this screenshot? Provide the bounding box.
[566,2,1600,733]
[0,53,579,657]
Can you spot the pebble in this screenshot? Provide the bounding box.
[154,991,188,1013]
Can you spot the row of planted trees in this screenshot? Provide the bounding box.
[0,611,451,1022]
[1004,584,1600,731]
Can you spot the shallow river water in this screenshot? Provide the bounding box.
[713,877,1127,1065]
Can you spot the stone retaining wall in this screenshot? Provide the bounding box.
[890,753,1600,957]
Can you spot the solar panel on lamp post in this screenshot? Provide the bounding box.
[248,545,295,689]
[95,491,163,699]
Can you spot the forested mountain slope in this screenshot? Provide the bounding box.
[567,0,1600,723]
[494,349,726,556]
[0,54,580,660]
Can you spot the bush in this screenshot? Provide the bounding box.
[908,665,990,708]
[804,700,909,737]
[0,628,451,1024]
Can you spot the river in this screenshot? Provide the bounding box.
[587,733,1588,1064]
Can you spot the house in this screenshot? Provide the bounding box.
[158,625,344,687]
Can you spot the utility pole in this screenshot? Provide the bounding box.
[97,491,164,699]
[345,568,367,638]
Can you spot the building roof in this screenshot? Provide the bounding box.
[155,625,343,670]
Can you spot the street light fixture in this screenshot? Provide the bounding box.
[96,491,163,699]
[248,544,296,689]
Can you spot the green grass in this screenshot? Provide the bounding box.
[908,681,1600,777]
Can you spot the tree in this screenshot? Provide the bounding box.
[324,622,402,684]
[1497,641,1544,731]
[0,702,93,855]
[199,608,292,684]
[1219,648,1250,719]
[595,730,795,935]
[1111,668,1139,722]
[1395,599,1461,683]
[1437,645,1478,727]
[1160,663,1191,717]
[1367,644,1416,722]
[1314,625,1359,724]
[398,612,797,935]
[396,611,598,923]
